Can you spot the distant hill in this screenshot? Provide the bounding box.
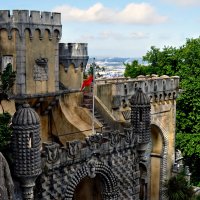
[86,57,144,78]
[88,57,143,65]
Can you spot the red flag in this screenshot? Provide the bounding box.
[80,75,93,91]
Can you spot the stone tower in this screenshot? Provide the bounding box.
[0,10,62,95]
[12,103,41,200]
[130,88,151,160]
[59,43,89,90]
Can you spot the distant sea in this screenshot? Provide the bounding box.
[87,57,144,78]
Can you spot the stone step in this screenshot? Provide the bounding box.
[83,98,93,104]
[83,92,93,99]
[82,103,93,109]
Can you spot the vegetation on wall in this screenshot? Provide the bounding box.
[0,63,16,106]
[0,112,12,151]
[0,63,16,151]
[124,37,200,185]
[164,173,194,200]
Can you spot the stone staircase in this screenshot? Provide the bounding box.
[82,92,93,110]
[82,92,112,134]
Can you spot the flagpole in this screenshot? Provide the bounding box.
[92,58,95,135]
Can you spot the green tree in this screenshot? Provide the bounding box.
[0,112,12,151]
[0,63,16,151]
[0,63,16,111]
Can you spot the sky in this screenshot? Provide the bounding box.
[1,0,200,57]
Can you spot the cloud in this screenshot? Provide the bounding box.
[130,32,150,39]
[163,0,200,6]
[53,3,168,25]
[76,31,150,42]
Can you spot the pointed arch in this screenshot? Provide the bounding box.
[24,28,33,40]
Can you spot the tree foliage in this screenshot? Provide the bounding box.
[164,173,194,200]
[0,112,12,151]
[0,63,16,103]
[85,62,105,78]
[0,63,16,151]
[124,37,200,185]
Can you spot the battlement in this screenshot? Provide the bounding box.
[59,43,89,71]
[96,75,180,102]
[0,10,61,25]
[42,128,136,169]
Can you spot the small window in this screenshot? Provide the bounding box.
[1,55,13,72]
[28,133,34,148]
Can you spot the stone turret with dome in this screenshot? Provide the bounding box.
[11,103,41,200]
[130,88,151,145]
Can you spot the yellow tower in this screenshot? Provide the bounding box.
[0,10,62,95]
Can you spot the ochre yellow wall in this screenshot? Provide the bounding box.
[59,64,83,90]
[0,100,16,115]
[151,100,176,178]
[25,30,57,94]
[96,84,113,111]
[51,93,102,144]
[150,156,161,200]
[25,92,101,144]
[150,100,176,199]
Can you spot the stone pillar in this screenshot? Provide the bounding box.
[55,42,59,91]
[16,35,26,94]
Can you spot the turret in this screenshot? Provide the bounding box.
[12,103,41,200]
[130,88,151,160]
[59,43,89,90]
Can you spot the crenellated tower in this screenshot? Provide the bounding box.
[59,43,89,90]
[0,10,62,95]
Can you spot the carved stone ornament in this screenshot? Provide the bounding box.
[85,133,103,151]
[67,140,81,158]
[124,127,137,145]
[87,159,97,178]
[44,143,60,164]
[110,130,120,147]
[33,57,48,81]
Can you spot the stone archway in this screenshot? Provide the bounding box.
[65,161,119,200]
[150,124,166,200]
[73,175,103,200]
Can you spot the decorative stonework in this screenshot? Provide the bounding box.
[130,88,151,145]
[37,130,143,199]
[33,58,48,81]
[11,103,42,200]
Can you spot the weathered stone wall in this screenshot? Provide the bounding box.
[37,129,141,200]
